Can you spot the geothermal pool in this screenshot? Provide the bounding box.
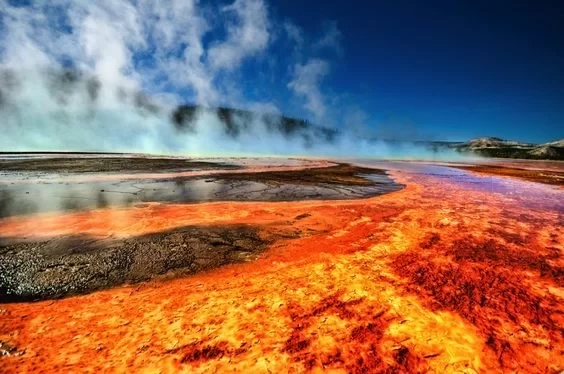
[0,155,562,373]
[0,156,401,218]
[0,156,403,301]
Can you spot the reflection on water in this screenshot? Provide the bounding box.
[356,160,564,213]
[0,178,227,218]
[0,173,401,218]
[2,159,562,219]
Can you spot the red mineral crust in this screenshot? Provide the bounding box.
[0,162,562,373]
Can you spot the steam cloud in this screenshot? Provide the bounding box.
[0,0,463,159]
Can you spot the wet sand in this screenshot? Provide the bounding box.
[0,158,562,373]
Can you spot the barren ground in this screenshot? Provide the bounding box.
[0,158,562,373]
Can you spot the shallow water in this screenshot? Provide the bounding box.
[0,172,401,218]
[357,160,564,213]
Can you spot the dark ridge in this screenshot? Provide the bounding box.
[47,70,81,106]
[0,68,157,111]
[86,76,101,102]
[2,68,561,160]
[416,138,564,160]
[0,86,5,108]
[1,66,341,147]
[171,104,339,146]
[0,69,19,108]
[459,145,564,160]
[172,105,198,133]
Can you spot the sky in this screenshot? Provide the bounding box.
[0,0,562,154]
[271,0,564,143]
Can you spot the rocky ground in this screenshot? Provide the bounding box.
[0,225,273,302]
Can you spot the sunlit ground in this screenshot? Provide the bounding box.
[0,161,562,373]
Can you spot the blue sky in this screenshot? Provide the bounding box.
[1,0,563,146]
[267,0,564,143]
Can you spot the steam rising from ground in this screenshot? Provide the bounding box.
[0,1,464,159]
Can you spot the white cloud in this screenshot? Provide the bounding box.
[208,0,270,72]
[135,0,214,104]
[288,59,330,120]
[0,0,273,107]
[283,21,304,55]
[1,1,438,158]
[285,20,344,122]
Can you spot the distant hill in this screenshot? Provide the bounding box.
[173,105,564,160]
[449,137,564,160]
[171,105,339,147]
